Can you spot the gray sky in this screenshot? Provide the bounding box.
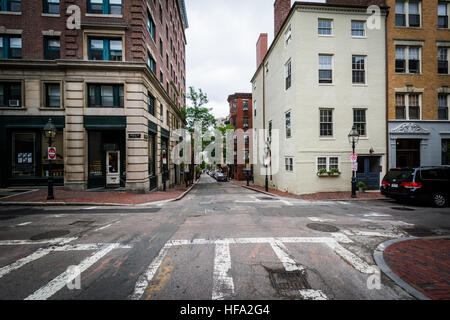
[185,0,275,119]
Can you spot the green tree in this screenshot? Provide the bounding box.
[186,87,216,134]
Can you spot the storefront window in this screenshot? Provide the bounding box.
[41,131,64,177]
[12,132,36,177]
[89,131,103,176]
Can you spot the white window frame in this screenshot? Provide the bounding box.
[395,0,422,28]
[316,156,340,172]
[395,45,422,74]
[285,157,294,172]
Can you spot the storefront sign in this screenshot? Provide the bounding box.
[48,147,56,161]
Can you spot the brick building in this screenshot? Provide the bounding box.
[0,0,188,192]
[227,93,253,181]
[386,0,450,168]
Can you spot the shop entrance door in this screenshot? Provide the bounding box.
[106,151,120,187]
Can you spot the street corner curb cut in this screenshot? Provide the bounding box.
[373,236,439,301]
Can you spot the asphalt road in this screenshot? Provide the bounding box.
[0,174,449,300]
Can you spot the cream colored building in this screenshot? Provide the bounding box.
[252,2,388,195]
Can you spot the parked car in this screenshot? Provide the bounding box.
[215,173,228,182]
[380,167,450,207]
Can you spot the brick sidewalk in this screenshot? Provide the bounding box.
[231,180,386,201]
[0,184,193,205]
[383,238,450,300]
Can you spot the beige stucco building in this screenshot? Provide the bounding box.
[252,1,388,195]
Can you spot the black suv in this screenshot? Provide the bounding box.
[381,167,450,207]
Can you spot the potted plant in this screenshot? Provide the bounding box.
[317,168,328,177]
[357,181,368,193]
[328,168,341,176]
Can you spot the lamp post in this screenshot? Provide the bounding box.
[264,137,271,192]
[44,119,57,200]
[348,125,360,198]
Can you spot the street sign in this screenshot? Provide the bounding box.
[48,147,56,161]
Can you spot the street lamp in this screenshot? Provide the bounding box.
[348,125,360,198]
[44,119,57,200]
[264,137,271,192]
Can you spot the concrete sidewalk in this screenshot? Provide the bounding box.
[0,182,197,206]
[231,179,386,201]
[374,237,450,300]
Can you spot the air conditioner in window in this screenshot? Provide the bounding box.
[9,100,20,107]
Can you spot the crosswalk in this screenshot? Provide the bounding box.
[0,228,411,300]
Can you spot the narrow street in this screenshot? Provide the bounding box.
[0,174,449,300]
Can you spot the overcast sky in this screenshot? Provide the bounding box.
[185,0,275,119]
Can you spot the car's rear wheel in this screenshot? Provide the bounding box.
[432,193,447,208]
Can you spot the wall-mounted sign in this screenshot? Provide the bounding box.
[128,134,142,139]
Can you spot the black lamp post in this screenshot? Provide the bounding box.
[348,125,360,198]
[44,119,57,200]
[264,137,271,192]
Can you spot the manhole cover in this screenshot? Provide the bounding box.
[30,230,70,240]
[258,197,277,201]
[402,227,437,237]
[391,207,415,211]
[0,216,17,221]
[269,270,310,291]
[306,223,340,233]
[70,220,95,227]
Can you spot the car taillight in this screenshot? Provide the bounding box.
[382,181,390,186]
[400,182,423,188]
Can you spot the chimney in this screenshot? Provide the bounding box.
[274,0,291,37]
[256,33,268,68]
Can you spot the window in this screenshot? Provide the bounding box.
[318,19,332,35]
[147,11,155,40]
[147,51,156,73]
[319,55,332,84]
[285,112,291,138]
[396,93,421,120]
[88,84,124,108]
[353,109,367,136]
[443,139,450,165]
[438,94,449,120]
[395,46,421,74]
[87,0,122,14]
[317,157,339,172]
[285,60,292,90]
[1,0,21,12]
[148,92,155,116]
[285,26,292,45]
[0,82,21,107]
[45,83,61,108]
[320,109,333,137]
[44,37,60,60]
[352,56,366,84]
[439,2,449,29]
[88,38,122,61]
[396,1,421,27]
[285,157,293,172]
[0,36,21,59]
[438,47,449,74]
[43,0,59,14]
[351,21,365,37]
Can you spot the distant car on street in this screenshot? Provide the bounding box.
[381,166,450,207]
[215,173,228,182]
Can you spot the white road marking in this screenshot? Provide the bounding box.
[270,240,304,271]
[15,222,32,226]
[0,238,77,280]
[131,243,170,300]
[212,242,235,300]
[25,243,120,300]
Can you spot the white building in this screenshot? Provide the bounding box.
[251,0,388,195]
